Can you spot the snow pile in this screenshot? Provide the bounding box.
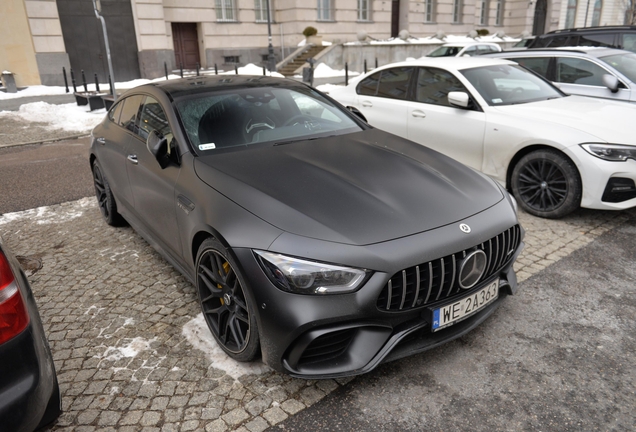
[316,83,345,94]
[0,197,95,226]
[297,39,333,47]
[308,63,360,78]
[345,34,520,46]
[97,337,157,362]
[0,102,105,132]
[182,314,271,379]
[220,63,285,78]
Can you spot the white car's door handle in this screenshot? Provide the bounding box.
[411,110,426,118]
[361,100,373,107]
[127,155,138,165]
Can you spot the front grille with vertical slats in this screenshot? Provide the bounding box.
[377,225,521,312]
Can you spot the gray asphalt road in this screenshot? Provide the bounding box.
[0,94,76,111]
[270,217,636,431]
[0,137,94,214]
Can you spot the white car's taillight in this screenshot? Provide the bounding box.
[0,251,30,344]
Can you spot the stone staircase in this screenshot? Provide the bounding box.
[278,45,327,77]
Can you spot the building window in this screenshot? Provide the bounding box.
[358,0,371,21]
[216,0,237,22]
[317,0,332,21]
[591,0,602,26]
[565,0,578,28]
[479,0,489,25]
[452,0,462,23]
[424,0,435,22]
[494,0,504,25]
[224,55,240,64]
[255,0,274,23]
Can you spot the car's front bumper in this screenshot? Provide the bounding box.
[234,198,524,378]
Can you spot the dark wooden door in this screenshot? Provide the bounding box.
[172,23,200,69]
[57,0,140,83]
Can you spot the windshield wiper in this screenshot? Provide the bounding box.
[274,134,337,146]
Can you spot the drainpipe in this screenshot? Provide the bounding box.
[92,0,117,100]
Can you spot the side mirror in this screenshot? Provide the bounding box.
[602,74,620,93]
[448,91,470,108]
[146,130,168,168]
[347,106,368,123]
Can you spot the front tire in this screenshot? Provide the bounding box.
[511,150,582,219]
[195,238,260,362]
[92,160,125,226]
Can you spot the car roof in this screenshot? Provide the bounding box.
[487,47,631,58]
[541,25,636,35]
[134,75,308,99]
[399,56,514,70]
[441,41,499,47]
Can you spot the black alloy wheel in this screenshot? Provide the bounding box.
[92,161,125,226]
[196,238,260,361]
[511,149,582,219]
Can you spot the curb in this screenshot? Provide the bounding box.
[0,134,90,149]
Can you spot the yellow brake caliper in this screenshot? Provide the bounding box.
[218,261,230,305]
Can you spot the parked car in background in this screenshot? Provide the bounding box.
[426,42,502,57]
[328,57,636,218]
[528,25,636,53]
[0,236,61,431]
[90,75,524,378]
[513,36,535,48]
[484,48,636,103]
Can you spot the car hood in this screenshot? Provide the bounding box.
[194,130,503,246]
[493,96,636,145]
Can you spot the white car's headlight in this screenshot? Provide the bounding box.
[254,250,370,295]
[580,143,636,162]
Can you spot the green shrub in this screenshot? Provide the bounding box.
[303,26,318,37]
[476,29,490,36]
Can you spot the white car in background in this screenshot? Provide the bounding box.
[426,42,502,57]
[328,57,636,218]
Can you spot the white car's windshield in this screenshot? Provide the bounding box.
[461,64,563,106]
[175,87,362,153]
[600,53,636,83]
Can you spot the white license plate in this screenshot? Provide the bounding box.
[431,280,499,332]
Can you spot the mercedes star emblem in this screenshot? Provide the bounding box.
[459,250,487,289]
[460,223,471,233]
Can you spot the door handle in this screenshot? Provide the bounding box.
[361,100,373,107]
[96,137,106,145]
[127,155,138,165]
[411,110,426,118]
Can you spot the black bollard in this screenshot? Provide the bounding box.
[375,58,378,69]
[164,62,168,80]
[70,69,77,93]
[62,67,69,93]
[345,63,348,86]
[180,63,183,78]
[263,66,266,76]
[364,60,367,74]
[94,73,100,92]
[108,74,114,97]
[214,63,218,75]
[196,62,200,76]
[81,70,88,92]
[235,64,238,75]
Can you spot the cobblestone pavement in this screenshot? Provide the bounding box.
[0,198,634,431]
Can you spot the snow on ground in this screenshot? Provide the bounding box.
[219,63,285,78]
[295,63,360,79]
[0,101,105,132]
[182,314,271,380]
[316,83,345,94]
[0,197,95,226]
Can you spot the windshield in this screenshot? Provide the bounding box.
[461,64,563,106]
[175,86,362,153]
[599,53,636,83]
[428,46,461,57]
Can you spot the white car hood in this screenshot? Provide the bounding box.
[492,96,636,145]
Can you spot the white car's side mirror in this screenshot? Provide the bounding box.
[602,74,620,93]
[448,91,470,108]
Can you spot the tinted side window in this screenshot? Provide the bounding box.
[108,100,124,123]
[118,95,144,134]
[514,57,551,78]
[621,33,636,52]
[545,35,575,47]
[138,97,171,141]
[357,72,381,96]
[462,46,478,56]
[556,58,607,86]
[579,33,617,48]
[415,67,466,107]
[376,67,413,100]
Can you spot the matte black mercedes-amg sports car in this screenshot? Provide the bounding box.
[89,75,524,378]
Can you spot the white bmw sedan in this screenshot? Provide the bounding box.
[328,57,636,218]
